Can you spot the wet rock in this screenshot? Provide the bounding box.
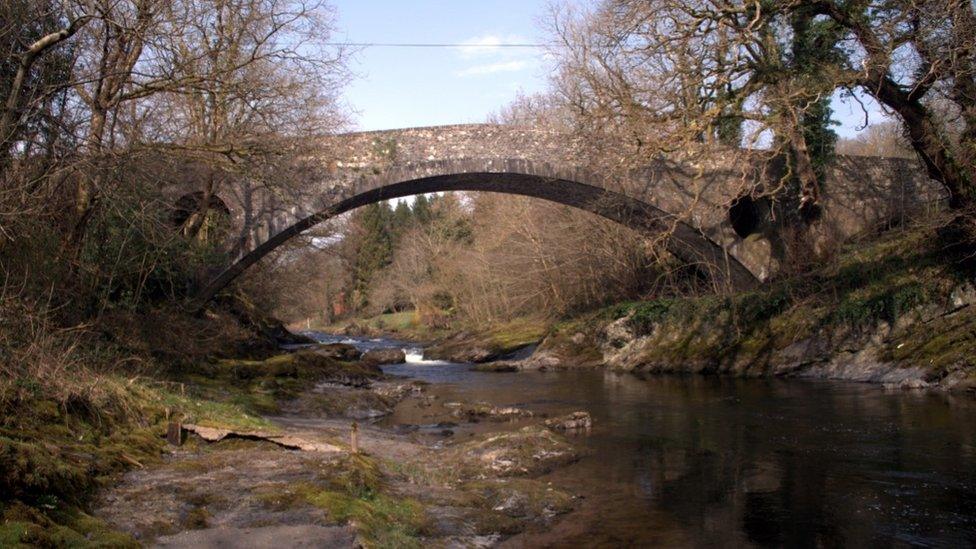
[313,343,361,361]
[447,426,579,478]
[181,424,343,453]
[544,411,592,432]
[451,402,534,422]
[362,348,406,365]
[519,352,564,371]
[372,380,425,401]
[294,379,422,421]
[475,352,569,372]
[462,478,574,523]
[219,351,383,388]
[341,322,377,337]
[392,424,420,434]
[154,525,357,549]
[472,361,520,373]
[344,406,391,420]
[425,346,496,363]
[884,378,931,391]
[291,387,395,419]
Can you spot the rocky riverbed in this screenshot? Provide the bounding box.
[92,343,588,547]
[86,330,976,548]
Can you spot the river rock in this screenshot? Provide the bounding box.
[473,352,566,372]
[462,478,574,522]
[472,361,520,373]
[313,343,361,361]
[181,424,342,452]
[451,402,534,421]
[425,346,496,363]
[884,378,931,391]
[362,348,407,365]
[545,411,592,432]
[372,380,425,401]
[447,426,579,478]
[951,282,976,309]
[520,352,564,371]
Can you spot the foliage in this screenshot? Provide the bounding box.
[351,203,397,306]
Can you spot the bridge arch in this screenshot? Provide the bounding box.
[195,159,761,305]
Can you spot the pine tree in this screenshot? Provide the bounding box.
[351,202,394,307]
[412,194,432,225]
[392,199,412,235]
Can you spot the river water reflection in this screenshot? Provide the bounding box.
[314,334,976,547]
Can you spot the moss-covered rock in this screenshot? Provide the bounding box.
[263,454,430,548]
[444,426,579,478]
[425,319,547,363]
[520,222,976,390]
[461,478,574,521]
[214,350,383,386]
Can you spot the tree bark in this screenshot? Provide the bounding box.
[869,76,975,209]
[66,108,107,260]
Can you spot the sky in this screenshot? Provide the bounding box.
[329,0,887,138]
[330,0,554,131]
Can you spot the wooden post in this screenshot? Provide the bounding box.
[167,420,183,446]
[350,422,359,454]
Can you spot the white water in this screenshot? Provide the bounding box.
[301,331,452,367]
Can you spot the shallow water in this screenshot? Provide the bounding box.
[314,333,976,547]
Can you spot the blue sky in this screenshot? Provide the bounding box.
[331,0,553,131]
[330,0,886,137]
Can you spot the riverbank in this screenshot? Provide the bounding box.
[422,222,976,392]
[0,325,589,547]
[0,295,323,546]
[87,345,589,547]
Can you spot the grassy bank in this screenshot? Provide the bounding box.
[0,372,282,546]
[0,293,323,545]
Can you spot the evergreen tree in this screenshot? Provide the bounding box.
[392,199,413,235]
[412,194,432,225]
[351,202,394,307]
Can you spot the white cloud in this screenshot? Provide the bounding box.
[456,60,530,77]
[456,34,530,59]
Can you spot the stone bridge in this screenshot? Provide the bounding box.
[175,124,943,303]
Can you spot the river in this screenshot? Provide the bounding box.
[308,332,976,547]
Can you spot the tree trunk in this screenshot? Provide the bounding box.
[65,108,107,260]
[785,122,823,223]
[183,174,217,241]
[869,77,975,210]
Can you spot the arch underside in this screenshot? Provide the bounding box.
[196,171,760,305]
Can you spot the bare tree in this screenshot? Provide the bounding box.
[549,0,976,216]
[66,0,161,257]
[836,120,914,158]
[145,0,349,241]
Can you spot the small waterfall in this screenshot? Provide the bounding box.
[402,347,456,366]
[404,347,425,363]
